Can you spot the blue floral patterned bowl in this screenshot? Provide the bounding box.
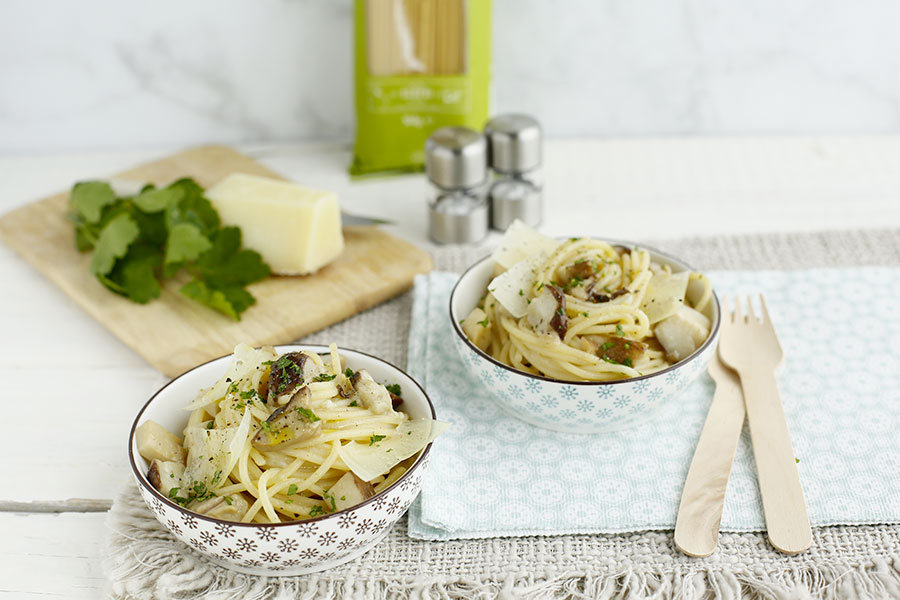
[449,245,720,434]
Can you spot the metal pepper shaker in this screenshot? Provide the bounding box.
[484,114,543,230]
[425,126,489,244]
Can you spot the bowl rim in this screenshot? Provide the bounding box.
[448,239,721,386]
[129,343,436,528]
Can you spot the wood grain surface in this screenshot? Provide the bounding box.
[0,145,432,376]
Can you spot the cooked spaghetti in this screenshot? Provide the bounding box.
[461,227,713,382]
[136,344,443,523]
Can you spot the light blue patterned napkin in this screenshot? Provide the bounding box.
[406,269,900,540]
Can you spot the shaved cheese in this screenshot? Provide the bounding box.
[488,252,547,318]
[184,343,277,411]
[640,271,690,324]
[182,427,235,489]
[339,419,449,482]
[492,220,560,270]
[224,407,252,480]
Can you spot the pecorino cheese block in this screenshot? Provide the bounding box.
[206,173,344,275]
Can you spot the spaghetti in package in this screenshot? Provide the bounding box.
[351,0,492,175]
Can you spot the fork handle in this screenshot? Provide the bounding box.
[674,376,745,557]
[740,371,812,554]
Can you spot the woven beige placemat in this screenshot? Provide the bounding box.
[103,228,900,599]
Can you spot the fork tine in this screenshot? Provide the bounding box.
[758,293,772,325]
[733,294,745,324]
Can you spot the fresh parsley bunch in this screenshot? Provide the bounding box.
[67,178,270,320]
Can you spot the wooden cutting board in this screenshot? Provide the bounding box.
[0,145,432,376]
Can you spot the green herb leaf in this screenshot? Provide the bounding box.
[180,280,256,321]
[385,383,402,396]
[164,222,212,275]
[312,373,337,382]
[97,243,163,303]
[349,400,358,407]
[309,505,325,517]
[133,186,181,213]
[90,213,140,276]
[164,178,220,236]
[70,181,116,224]
[287,484,298,495]
[616,324,625,337]
[295,406,320,422]
[344,367,355,378]
[369,434,386,446]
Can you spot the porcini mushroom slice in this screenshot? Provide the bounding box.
[252,386,323,450]
[328,471,376,512]
[147,459,185,496]
[350,370,393,415]
[584,335,646,365]
[266,352,322,404]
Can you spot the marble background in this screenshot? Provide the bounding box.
[2,0,900,153]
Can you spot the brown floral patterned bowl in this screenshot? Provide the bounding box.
[129,344,435,576]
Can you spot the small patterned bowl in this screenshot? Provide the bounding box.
[449,244,720,434]
[129,344,435,577]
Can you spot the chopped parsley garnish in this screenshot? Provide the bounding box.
[616,324,625,337]
[206,421,214,430]
[344,367,355,378]
[624,358,634,367]
[349,400,358,407]
[477,317,490,327]
[518,289,524,296]
[312,373,337,382]
[385,383,402,396]
[239,389,256,399]
[295,407,320,422]
[600,341,615,351]
[322,491,337,512]
[308,505,325,517]
[260,421,274,433]
[223,496,233,505]
[369,434,386,446]
[287,484,298,495]
[583,312,589,317]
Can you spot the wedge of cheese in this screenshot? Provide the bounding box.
[206,173,344,275]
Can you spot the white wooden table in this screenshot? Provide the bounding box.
[2,137,900,598]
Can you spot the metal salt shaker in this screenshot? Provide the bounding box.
[426,126,489,244]
[484,114,543,230]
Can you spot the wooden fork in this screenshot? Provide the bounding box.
[674,348,745,557]
[717,294,812,554]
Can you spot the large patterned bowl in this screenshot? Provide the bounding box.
[449,244,720,434]
[129,344,435,576]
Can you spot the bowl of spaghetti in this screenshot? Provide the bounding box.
[450,222,720,434]
[129,343,443,576]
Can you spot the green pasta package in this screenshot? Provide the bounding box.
[351,0,492,175]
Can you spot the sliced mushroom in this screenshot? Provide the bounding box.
[328,471,376,512]
[192,493,250,521]
[547,285,568,339]
[588,288,628,304]
[135,420,186,463]
[147,459,185,496]
[583,335,646,366]
[267,352,321,404]
[350,370,393,414]
[252,386,323,450]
